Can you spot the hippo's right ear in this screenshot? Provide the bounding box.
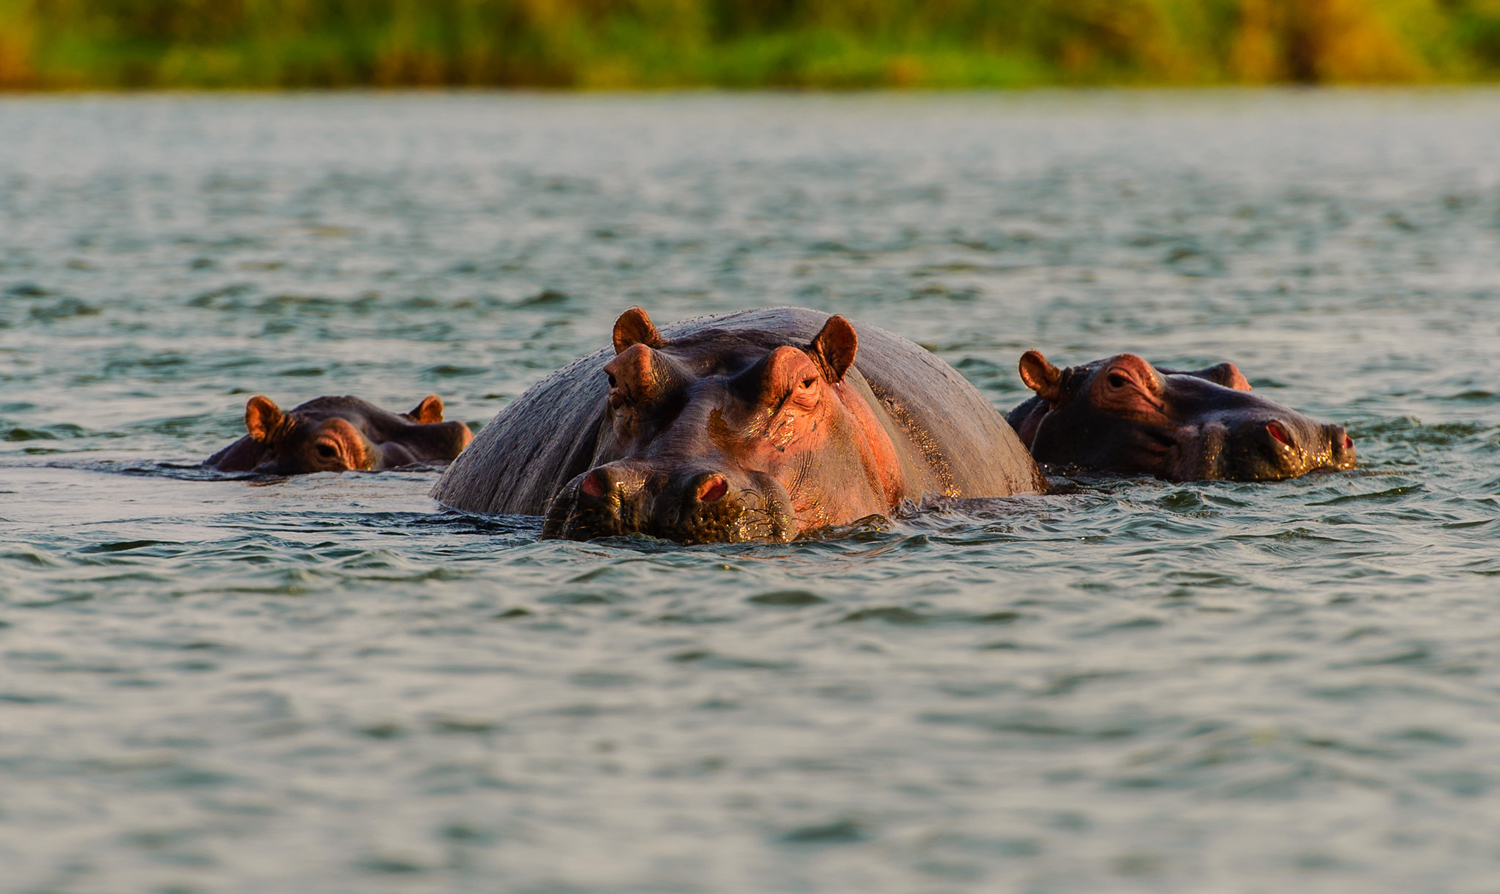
[613,307,664,354]
[244,395,284,443]
[407,394,445,424]
[1193,362,1252,392]
[1018,351,1065,403]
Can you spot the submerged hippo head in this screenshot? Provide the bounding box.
[1007,351,1355,481]
[205,394,474,474]
[542,308,908,543]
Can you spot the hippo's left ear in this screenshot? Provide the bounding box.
[1018,351,1065,403]
[245,395,285,444]
[613,307,664,354]
[809,315,858,383]
[407,394,445,424]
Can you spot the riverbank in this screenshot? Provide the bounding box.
[3,0,1500,90]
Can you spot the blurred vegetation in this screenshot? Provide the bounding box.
[3,0,1500,88]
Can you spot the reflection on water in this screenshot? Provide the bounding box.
[2,91,1500,892]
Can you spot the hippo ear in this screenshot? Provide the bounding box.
[245,395,284,443]
[809,315,858,383]
[407,394,445,424]
[1018,351,1064,403]
[613,307,664,354]
[1193,362,1252,392]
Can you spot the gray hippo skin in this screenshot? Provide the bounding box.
[433,306,1045,542]
[206,394,474,474]
[1006,351,1356,481]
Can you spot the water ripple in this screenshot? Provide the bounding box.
[3,91,1500,893]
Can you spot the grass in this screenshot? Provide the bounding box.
[3,0,1500,89]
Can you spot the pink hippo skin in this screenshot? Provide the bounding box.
[205,394,473,474]
[1006,351,1355,481]
[432,307,1045,543]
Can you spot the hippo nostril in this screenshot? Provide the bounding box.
[580,471,608,499]
[697,475,729,503]
[1266,421,1293,448]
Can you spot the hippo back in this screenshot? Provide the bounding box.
[433,307,1042,514]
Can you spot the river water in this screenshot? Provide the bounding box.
[2,91,1498,893]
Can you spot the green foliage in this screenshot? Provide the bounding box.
[2,0,1499,88]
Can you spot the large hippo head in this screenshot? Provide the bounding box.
[205,394,473,474]
[1007,351,1355,481]
[542,308,909,543]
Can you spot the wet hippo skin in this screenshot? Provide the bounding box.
[1006,351,1356,481]
[205,394,474,474]
[433,306,1046,543]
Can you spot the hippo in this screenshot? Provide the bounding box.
[432,306,1045,543]
[205,394,474,474]
[1006,351,1355,481]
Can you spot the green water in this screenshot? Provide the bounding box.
[2,91,1499,893]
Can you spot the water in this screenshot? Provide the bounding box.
[2,90,1499,893]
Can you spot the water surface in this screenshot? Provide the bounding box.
[3,91,1500,893]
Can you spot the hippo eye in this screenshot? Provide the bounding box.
[316,443,337,460]
[800,377,816,390]
[607,373,617,388]
[1107,372,1129,388]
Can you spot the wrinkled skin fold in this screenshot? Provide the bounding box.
[433,306,1045,543]
[1006,351,1356,482]
[204,394,473,474]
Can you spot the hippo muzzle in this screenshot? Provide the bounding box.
[1179,414,1356,482]
[541,460,797,544]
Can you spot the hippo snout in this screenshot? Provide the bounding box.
[560,461,656,538]
[541,461,795,543]
[1224,416,1356,481]
[1325,422,1357,471]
